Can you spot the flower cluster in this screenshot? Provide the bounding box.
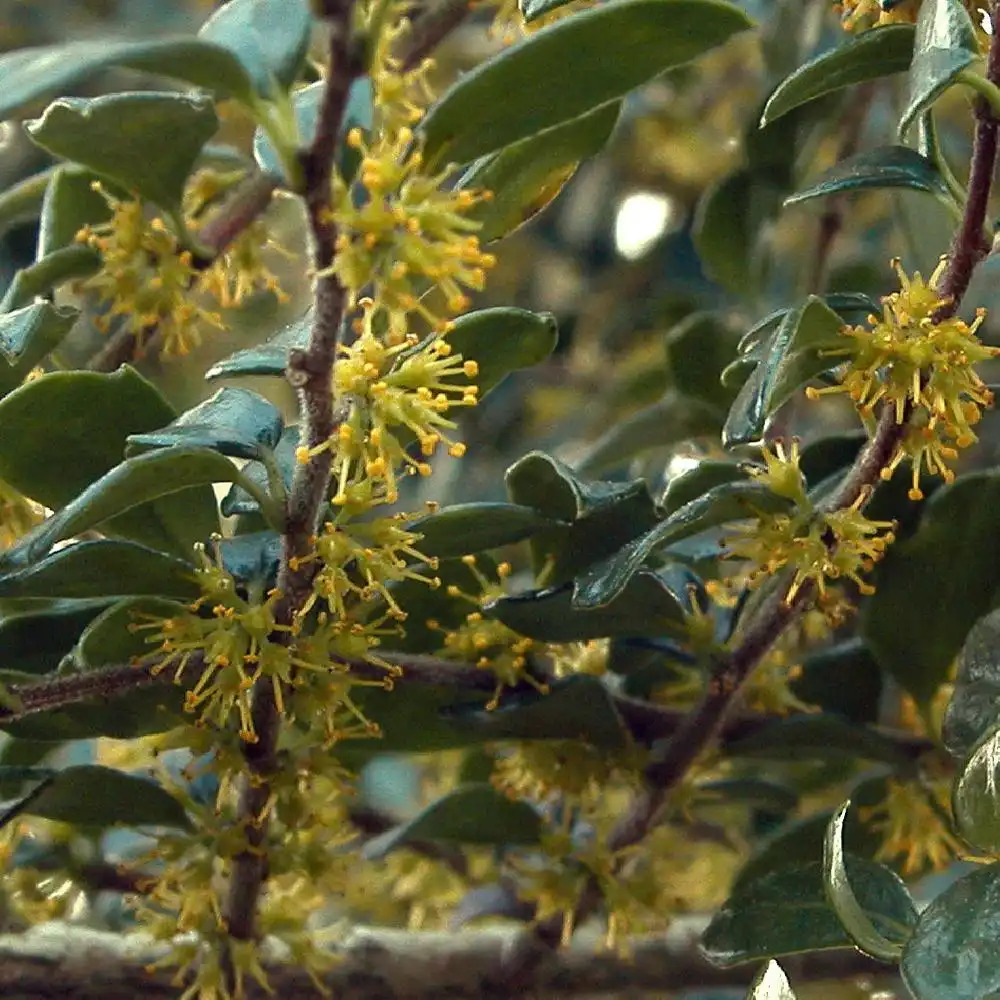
[708,441,897,608]
[809,259,999,500]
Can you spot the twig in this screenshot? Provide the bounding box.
[222,0,363,948]
[397,0,473,72]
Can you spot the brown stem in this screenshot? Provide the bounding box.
[397,0,472,72]
[221,0,363,950]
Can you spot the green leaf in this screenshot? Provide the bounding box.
[702,857,920,967]
[785,146,951,207]
[0,540,200,602]
[824,802,913,960]
[206,309,312,378]
[662,460,749,515]
[217,532,282,586]
[901,864,1000,1000]
[726,714,914,767]
[221,426,297,519]
[899,0,979,138]
[696,778,799,814]
[572,481,791,610]
[128,387,284,461]
[419,0,752,167]
[0,302,78,397]
[505,452,661,583]
[761,25,915,125]
[253,77,373,181]
[443,675,631,749]
[362,784,542,859]
[664,311,741,410]
[27,92,218,211]
[520,0,575,22]
[488,569,690,641]
[408,503,560,559]
[0,601,110,675]
[16,448,271,564]
[793,637,883,724]
[0,245,100,314]
[0,764,189,829]
[863,472,1000,707]
[0,170,52,238]
[952,726,1000,854]
[37,166,113,258]
[456,102,620,242]
[0,38,253,121]
[0,368,220,558]
[722,296,845,447]
[693,168,781,295]
[943,609,1000,759]
[73,596,188,669]
[198,0,312,98]
[748,961,798,1000]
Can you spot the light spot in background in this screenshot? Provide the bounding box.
[980,7,994,33]
[666,453,702,479]
[614,191,676,261]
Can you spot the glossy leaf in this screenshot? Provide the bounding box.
[0,764,189,829]
[443,675,631,749]
[726,714,913,767]
[254,77,374,181]
[952,726,1000,854]
[703,857,920,966]
[899,0,979,138]
[520,0,575,21]
[198,0,312,98]
[37,165,113,258]
[408,503,560,558]
[221,426,297,518]
[722,296,845,447]
[0,601,110,675]
[662,460,748,515]
[786,146,951,207]
[664,311,741,410]
[748,961,797,1000]
[128,387,284,460]
[0,38,253,121]
[572,481,791,610]
[761,25,915,125]
[0,540,200,601]
[73,595,189,669]
[0,170,52,238]
[863,472,1000,706]
[217,532,282,586]
[0,369,220,558]
[27,92,218,210]
[943,609,1000,759]
[0,245,100,314]
[362,784,542,859]
[488,569,690,641]
[793,637,883,723]
[456,102,620,242]
[824,802,913,960]
[205,309,311,378]
[0,302,78,397]
[901,863,1000,1000]
[420,0,752,167]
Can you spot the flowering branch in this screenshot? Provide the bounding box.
[397,0,471,72]
[222,0,364,948]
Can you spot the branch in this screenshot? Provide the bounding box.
[223,0,363,947]
[0,919,899,1000]
[397,0,472,72]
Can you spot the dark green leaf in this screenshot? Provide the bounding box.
[17,448,271,564]
[786,146,951,207]
[73,595,189,670]
[128,387,284,460]
[205,309,311,378]
[217,532,282,586]
[456,102,620,242]
[0,368,220,557]
[0,540,200,601]
[362,784,541,859]
[408,503,560,559]
[419,0,752,167]
[0,245,100,314]
[0,764,189,829]
[761,25,915,125]
[662,460,748,515]
[198,0,312,98]
[901,863,1000,1000]
[726,714,913,767]
[943,609,1000,759]
[794,637,883,723]
[696,778,799,813]
[488,569,690,641]
[221,426,297,518]
[863,472,1000,706]
[0,170,52,238]
[27,92,218,211]
[572,481,791,610]
[37,166,113,258]
[0,601,110,675]
[824,802,913,960]
[899,0,979,138]
[722,296,845,447]
[0,302,78,396]
[443,675,631,749]
[0,38,253,121]
[702,857,920,966]
[664,311,740,410]
[952,726,1000,854]
[748,961,797,1000]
